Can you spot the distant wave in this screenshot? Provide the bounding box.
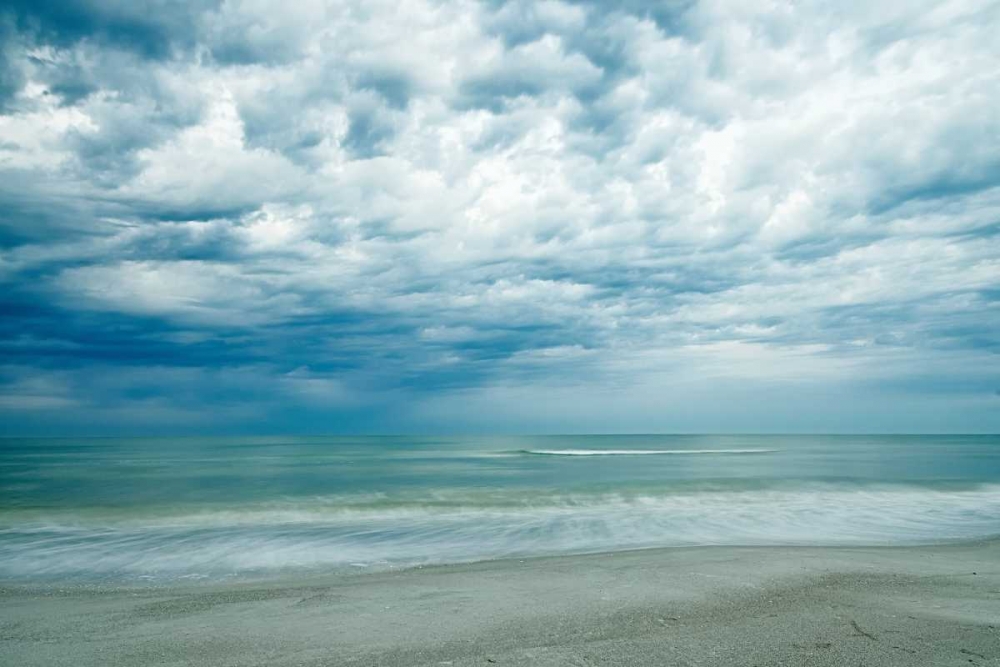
[521,448,777,456]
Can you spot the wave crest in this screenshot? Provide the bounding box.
[521,448,776,456]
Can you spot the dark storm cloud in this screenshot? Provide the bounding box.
[3,0,218,59]
[0,0,998,433]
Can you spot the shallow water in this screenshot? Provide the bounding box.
[1,435,999,580]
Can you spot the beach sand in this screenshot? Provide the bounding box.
[2,540,998,666]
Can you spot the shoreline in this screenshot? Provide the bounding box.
[3,540,999,665]
[3,534,998,592]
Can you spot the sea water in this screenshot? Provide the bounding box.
[1,434,998,581]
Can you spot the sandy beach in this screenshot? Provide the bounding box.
[2,539,998,666]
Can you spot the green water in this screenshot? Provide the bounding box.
[2,435,999,580]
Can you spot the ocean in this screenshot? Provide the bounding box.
[1,434,999,581]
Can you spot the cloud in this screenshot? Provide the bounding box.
[1,0,998,433]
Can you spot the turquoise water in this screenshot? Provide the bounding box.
[2,435,999,580]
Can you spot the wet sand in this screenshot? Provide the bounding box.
[2,540,999,666]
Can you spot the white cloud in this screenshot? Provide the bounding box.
[1,0,998,431]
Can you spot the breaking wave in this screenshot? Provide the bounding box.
[521,448,777,456]
[2,483,999,581]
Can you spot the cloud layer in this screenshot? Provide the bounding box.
[1,0,998,433]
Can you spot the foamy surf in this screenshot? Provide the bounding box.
[521,448,777,456]
[3,484,1000,581]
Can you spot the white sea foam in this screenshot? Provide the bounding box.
[2,484,999,580]
[522,448,777,456]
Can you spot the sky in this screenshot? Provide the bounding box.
[0,0,998,435]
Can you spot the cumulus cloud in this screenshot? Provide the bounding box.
[0,0,998,433]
